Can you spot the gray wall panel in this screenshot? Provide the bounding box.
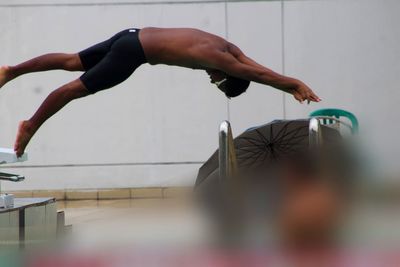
[227,1,285,134]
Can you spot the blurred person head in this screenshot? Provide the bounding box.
[277,154,348,248]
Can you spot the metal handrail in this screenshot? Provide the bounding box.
[312,116,353,130]
[219,121,238,182]
[309,116,354,148]
[309,117,323,148]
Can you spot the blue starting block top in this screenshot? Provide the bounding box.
[0,148,27,165]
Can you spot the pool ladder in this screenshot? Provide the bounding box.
[218,118,326,181]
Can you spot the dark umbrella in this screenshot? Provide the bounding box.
[195,119,342,188]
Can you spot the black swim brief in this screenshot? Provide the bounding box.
[78,28,147,94]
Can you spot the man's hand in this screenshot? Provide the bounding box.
[288,81,321,104]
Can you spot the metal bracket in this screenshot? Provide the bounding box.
[0,172,25,182]
[0,148,28,197]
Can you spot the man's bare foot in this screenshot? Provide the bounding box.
[0,66,13,89]
[14,120,36,157]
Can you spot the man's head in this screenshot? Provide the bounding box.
[207,70,250,98]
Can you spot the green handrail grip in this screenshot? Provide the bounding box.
[310,108,359,134]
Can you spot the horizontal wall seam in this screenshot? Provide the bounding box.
[0,161,205,169]
[0,0,277,8]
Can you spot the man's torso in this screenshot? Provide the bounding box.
[139,27,230,70]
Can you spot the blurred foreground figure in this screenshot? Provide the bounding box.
[196,120,356,248]
[277,156,346,248]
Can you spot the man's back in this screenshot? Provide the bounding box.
[139,27,230,69]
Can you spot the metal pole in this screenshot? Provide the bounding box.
[219,121,229,182]
[309,117,322,148]
[219,121,238,183]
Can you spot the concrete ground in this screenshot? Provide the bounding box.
[56,197,400,250]
[57,198,214,249]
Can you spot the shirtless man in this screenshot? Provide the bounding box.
[0,27,321,157]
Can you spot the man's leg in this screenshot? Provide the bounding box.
[0,53,84,89]
[14,79,90,156]
[13,31,143,156]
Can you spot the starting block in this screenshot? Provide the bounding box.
[0,148,27,208]
[0,149,61,248]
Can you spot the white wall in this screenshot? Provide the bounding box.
[0,0,399,190]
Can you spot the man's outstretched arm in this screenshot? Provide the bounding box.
[212,47,321,103]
